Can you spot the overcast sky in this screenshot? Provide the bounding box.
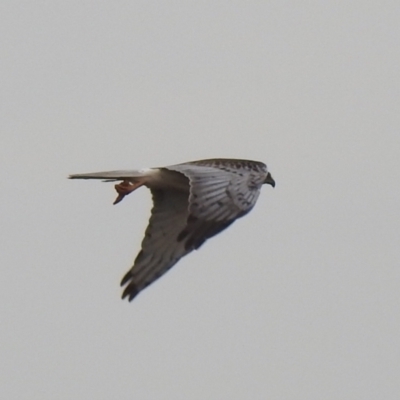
[1,2,399,399]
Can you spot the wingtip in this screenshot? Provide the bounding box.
[120,271,140,301]
[120,270,133,286]
[121,283,140,302]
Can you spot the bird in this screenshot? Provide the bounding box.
[69,158,275,301]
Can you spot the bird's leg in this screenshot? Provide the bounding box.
[113,180,144,205]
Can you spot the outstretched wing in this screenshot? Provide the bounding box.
[121,162,266,301]
[121,187,191,301]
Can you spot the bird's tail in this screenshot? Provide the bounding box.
[68,169,150,182]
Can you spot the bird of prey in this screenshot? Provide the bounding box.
[69,158,275,301]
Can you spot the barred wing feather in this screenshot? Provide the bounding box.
[121,188,190,301]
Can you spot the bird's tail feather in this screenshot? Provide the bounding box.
[68,170,149,182]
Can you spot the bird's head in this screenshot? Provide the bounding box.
[264,172,275,187]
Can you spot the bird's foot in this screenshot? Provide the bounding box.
[113,180,143,205]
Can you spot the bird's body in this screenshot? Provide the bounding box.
[69,158,275,301]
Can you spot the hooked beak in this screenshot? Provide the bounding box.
[264,172,275,188]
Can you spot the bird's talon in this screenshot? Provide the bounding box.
[112,180,142,204]
[113,193,125,205]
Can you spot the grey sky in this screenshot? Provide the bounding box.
[1,2,399,399]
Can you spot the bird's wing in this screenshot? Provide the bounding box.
[121,164,265,301]
[165,163,264,250]
[121,187,192,301]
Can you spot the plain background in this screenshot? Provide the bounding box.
[1,2,399,399]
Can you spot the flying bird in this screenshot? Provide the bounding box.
[69,158,275,301]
